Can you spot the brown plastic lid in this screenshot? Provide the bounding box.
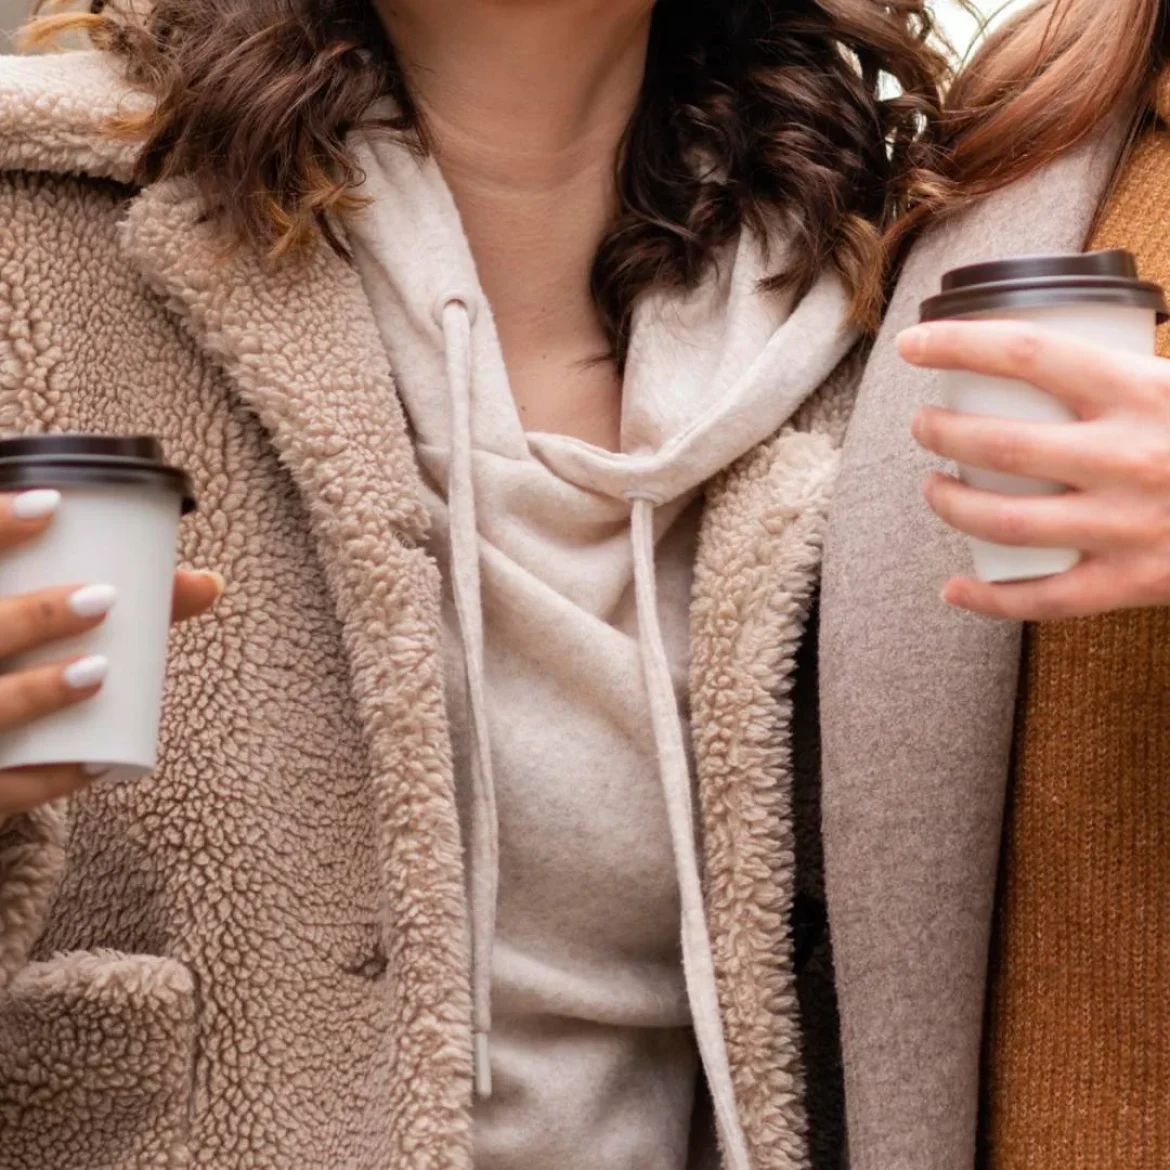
[0,435,196,513]
[920,249,1170,323]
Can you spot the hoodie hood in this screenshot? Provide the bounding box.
[349,132,855,505]
[347,128,856,1170]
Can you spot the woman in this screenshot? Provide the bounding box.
[823,2,1170,1168]
[0,5,1163,1170]
[0,3,945,1169]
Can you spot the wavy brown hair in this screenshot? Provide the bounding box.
[893,0,1170,255]
[29,0,952,364]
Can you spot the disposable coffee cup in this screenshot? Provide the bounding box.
[920,250,1169,583]
[0,436,196,782]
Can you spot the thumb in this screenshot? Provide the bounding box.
[171,570,226,624]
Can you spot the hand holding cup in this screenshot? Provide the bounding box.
[903,250,1170,621]
[0,433,219,826]
[0,488,220,823]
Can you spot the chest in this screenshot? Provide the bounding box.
[508,346,624,450]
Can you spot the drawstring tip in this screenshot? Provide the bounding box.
[474,1032,493,1100]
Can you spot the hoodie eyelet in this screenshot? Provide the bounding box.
[433,291,480,330]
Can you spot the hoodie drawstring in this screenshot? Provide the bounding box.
[437,298,750,1168]
[626,493,752,1170]
[439,294,497,1101]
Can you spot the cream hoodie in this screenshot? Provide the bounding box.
[348,132,854,1170]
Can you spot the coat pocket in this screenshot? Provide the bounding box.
[0,950,195,1169]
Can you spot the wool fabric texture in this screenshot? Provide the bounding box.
[984,92,1170,1170]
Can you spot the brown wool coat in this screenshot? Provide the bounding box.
[0,49,1131,1170]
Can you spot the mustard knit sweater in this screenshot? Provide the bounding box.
[984,104,1170,1167]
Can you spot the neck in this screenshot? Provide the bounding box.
[376,1,652,446]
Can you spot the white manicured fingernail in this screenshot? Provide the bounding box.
[11,490,61,521]
[82,762,110,778]
[68,584,118,619]
[64,655,108,690]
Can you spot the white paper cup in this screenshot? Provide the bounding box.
[0,436,195,782]
[920,251,1168,583]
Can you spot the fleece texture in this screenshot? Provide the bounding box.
[0,804,65,991]
[0,83,472,1168]
[819,127,1125,1170]
[0,951,197,1168]
[0,52,143,182]
[692,362,858,1170]
[0,51,857,1169]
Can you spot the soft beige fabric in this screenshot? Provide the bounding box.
[0,51,857,1170]
[346,132,855,1170]
[820,126,1126,1170]
[0,52,144,181]
[1,951,197,1168]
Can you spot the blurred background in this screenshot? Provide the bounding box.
[936,0,1030,60]
[0,2,1030,57]
[1,0,33,50]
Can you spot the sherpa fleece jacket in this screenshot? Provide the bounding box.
[0,51,853,1170]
